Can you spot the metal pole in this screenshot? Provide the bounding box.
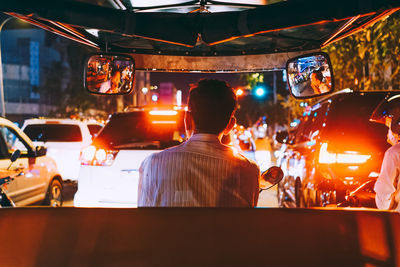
[0,17,14,118]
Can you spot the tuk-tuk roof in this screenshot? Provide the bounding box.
[2,0,399,71]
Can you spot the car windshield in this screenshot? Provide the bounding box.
[87,124,103,136]
[324,93,389,151]
[23,124,83,142]
[93,111,186,150]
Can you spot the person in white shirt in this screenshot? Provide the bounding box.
[371,95,400,212]
[138,79,260,207]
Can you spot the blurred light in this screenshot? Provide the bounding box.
[337,154,371,164]
[236,89,244,96]
[348,166,359,171]
[81,146,96,162]
[80,146,118,166]
[149,110,178,116]
[176,90,182,106]
[319,143,371,164]
[95,149,107,162]
[142,87,148,94]
[152,94,158,102]
[369,172,379,178]
[254,87,266,97]
[151,121,177,124]
[345,177,354,180]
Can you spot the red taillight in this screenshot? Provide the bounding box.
[318,143,371,164]
[80,146,118,166]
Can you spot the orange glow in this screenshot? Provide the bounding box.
[149,110,178,116]
[236,89,244,96]
[151,121,177,124]
[319,143,371,164]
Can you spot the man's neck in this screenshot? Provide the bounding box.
[192,131,223,141]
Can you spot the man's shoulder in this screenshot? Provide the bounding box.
[234,152,260,171]
[387,143,400,155]
[146,143,185,160]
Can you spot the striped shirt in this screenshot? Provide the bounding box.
[138,133,260,207]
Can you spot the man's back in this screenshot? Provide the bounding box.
[138,134,260,207]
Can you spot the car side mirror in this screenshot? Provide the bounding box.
[286,52,334,99]
[35,146,47,157]
[275,130,289,144]
[259,166,284,191]
[10,150,21,162]
[85,53,135,95]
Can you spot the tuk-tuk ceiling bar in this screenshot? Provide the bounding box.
[130,50,320,72]
[1,0,399,50]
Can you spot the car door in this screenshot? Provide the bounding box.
[0,125,46,205]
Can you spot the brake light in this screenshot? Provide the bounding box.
[318,143,371,164]
[80,146,118,166]
[151,121,177,124]
[149,110,178,116]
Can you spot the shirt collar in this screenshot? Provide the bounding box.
[189,133,220,143]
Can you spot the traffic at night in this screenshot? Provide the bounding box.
[0,0,399,266]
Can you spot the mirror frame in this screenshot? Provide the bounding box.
[35,146,47,157]
[286,51,335,99]
[84,53,136,95]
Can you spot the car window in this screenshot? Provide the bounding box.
[0,126,30,157]
[294,115,312,143]
[87,124,103,136]
[324,94,389,148]
[23,124,83,142]
[308,102,329,139]
[93,111,186,150]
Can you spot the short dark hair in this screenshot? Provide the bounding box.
[312,68,324,82]
[188,79,237,135]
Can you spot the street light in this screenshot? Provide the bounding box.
[254,87,266,98]
[236,88,244,97]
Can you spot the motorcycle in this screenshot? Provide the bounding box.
[0,150,23,207]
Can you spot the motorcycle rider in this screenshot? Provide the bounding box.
[370,94,400,211]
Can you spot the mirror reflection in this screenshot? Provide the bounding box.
[85,54,135,95]
[286,53,334,98]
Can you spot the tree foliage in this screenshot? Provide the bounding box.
[324,11,400,91]
[241,11,400,129]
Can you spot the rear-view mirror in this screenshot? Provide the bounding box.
[10,150,20,162]
[286,52,334,99]
[259,166,284,191]
[35,146,47,157]
[85,54,135,95]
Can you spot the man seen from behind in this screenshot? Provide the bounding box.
[138,79,260,207]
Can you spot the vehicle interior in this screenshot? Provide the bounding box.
[1,0,400,266]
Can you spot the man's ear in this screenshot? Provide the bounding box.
[223,116,236,135]
[184,111,194,137]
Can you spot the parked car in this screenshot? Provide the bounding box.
[0,118,62,206]
[21,118,103,183]
[74,107,186,207]
[276,90,394,208]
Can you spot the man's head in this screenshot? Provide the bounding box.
[371,94,400,145]
[186,79,237,137]
[311,69,323,85]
